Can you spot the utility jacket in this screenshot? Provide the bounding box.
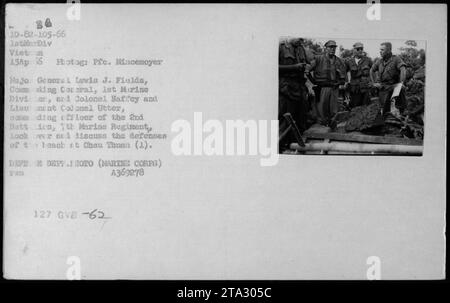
[346,56,373,90]
[279,41,309,80]
[371,54,406,86]
[308,54,346,87]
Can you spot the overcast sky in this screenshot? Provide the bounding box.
[310,38,426,59]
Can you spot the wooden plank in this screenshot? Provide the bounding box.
[303,130,423,146]
[290,142,423,155]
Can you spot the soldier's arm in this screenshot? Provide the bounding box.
[279,63,306,72]
[345,71,351,89]
[337,60,346,85]
[346,60,351,83]
[369,63,381,88]
[305,57,317,76]
[303,48,312,65]
[399,66,406,84]
[369,64,377,83]
[395,57,407,84]
[344,59,351,83]
[305,64,316,84]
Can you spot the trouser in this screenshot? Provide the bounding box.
[378,86,406,114]
[278,90,308,149]
[314,86,339,125]
[279,86,308,133]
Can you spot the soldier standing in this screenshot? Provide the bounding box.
[370,42,407,115]
[279,37,309,134]
[307,40,346,126]
[345,42,373,108]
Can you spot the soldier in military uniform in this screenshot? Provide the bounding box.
[279,37,309,135]
[370,42,407,115]
[345,42,373,108]
[307,40,346,126]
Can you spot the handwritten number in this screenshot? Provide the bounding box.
[82,209,110,220]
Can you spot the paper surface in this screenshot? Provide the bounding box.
[391,83,403,99]
[3,3,446,280]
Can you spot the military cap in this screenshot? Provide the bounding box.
[324,40,337,47]
[353,42,364,48]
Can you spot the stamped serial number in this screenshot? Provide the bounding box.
[33,209,111,220]
[221,287,271,298]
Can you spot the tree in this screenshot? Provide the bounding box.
[405,40,417,47]
[398,40,425,77]
[398,40,425,118]
[303,38,323,55]
[339,45,353,59]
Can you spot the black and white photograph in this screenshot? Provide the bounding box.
[2,3,446,284]
[279,37,425,155]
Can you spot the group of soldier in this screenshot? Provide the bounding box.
[279,38,407,139]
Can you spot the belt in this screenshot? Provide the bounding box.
[317,82,339,88]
